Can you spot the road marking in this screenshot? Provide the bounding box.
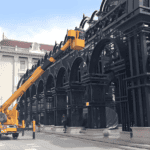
[59,137,71,140]
[25,149,37,150]
[31,146,40,147]
[26,143,40,148]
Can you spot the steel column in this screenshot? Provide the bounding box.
[140,32,150,126]
[134,33,144,126]
[128,37,137,126]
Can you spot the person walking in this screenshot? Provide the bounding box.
[62,114,67,133]
[82,114,87,130]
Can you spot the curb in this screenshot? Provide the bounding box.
[41,130,150,149]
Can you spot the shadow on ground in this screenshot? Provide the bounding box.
[0,135,12,140]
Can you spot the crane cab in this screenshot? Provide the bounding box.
[67,30,85,51]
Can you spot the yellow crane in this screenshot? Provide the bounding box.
[0,28,85,139]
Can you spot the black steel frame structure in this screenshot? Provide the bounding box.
[17,0,150,131]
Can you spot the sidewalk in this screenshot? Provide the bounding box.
[38,125,150,149]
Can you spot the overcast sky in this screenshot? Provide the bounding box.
[0,0,102,45]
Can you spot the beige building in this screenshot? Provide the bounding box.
[0,35,53,109]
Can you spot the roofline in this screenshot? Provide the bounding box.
[1,38,53,46]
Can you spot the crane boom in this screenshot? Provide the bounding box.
[0,66,45,112]
[0,29,85,127]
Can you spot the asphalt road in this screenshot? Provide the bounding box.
[0,131,148,150]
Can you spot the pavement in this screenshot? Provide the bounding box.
[0,131,148,150]
[0,125,150,150]
[38,126,150,150]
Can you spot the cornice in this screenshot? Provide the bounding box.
[0,48,45,57]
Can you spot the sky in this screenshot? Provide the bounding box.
[0,0,102,45]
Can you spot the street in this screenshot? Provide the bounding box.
[0,131,149,150]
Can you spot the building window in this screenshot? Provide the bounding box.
[20,61,25,70]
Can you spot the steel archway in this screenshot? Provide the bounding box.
[89,38,127,73]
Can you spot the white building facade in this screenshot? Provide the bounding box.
[0,38,53,109]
